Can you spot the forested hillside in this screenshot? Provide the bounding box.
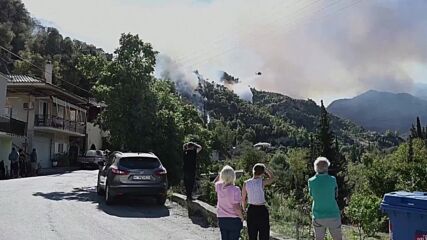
[251,89,402,148]
[0,0,109,96]
[197,80,401,151]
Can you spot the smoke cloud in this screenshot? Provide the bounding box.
[235,0,427,103]
[154,0,427,103]
[23,0,427,103]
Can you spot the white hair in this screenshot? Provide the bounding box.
[314,157,330,173]
[220,165,236,185]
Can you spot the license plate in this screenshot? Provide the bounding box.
[132,175,151,180]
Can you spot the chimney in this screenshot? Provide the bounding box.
[44,61,53,84]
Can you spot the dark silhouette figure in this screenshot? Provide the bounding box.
[8,148,19,178]
[18,149,26,177]
[30,149,38,176]
[0,160,5,179]
[182,142,202,200]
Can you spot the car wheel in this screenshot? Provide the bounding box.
[156,195,167,206]
[96,177,104,196]
[105,184,114,205]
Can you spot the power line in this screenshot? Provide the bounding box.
[0,45,91,95]
[177,0,363,69]
[175,0,320,64]
[176,0,330,67]
[174,0,304,63]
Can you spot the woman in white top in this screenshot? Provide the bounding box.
[242,163,275,240]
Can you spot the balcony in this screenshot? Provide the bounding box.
[35,115,85,135]
[0,115,27,136]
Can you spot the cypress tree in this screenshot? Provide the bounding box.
[416,117,423,138]
[410,124,417,138]
[316,101,347,209]
[317,100,335,160]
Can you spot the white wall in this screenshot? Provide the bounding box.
[33,132,52,168]
[7,96,29,122]
[86,122,104,150]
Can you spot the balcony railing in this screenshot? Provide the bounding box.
[35,115,85,135]
[0,115,26,136]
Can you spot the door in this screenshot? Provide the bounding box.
[33,136,51,168]
[38,101,48,125]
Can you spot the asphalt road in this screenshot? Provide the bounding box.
[0,170,219,240]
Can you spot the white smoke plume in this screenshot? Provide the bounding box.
[153,0,427,103]
[155,54,254,102]
[26,0,427,103]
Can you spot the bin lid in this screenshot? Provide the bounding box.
[382,191,427,211]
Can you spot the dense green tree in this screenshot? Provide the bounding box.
[316,100,335,160]
[210,120,236,159]
[93,33,158,151]
[407,136,414,162]
[416,116,423,138]
[346,194,385,239]
[81,33,210,184]
[315,100,349,209]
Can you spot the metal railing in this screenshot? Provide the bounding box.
[34,115,85,134]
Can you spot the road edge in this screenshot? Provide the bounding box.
[169,193,291,240]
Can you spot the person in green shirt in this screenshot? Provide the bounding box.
[308,157,342,240]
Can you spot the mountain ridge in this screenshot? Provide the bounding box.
[327,90,427,134]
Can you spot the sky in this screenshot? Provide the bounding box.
[21,0,427,104]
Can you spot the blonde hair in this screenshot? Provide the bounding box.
[220,165,236,185]
[314,157,330,174]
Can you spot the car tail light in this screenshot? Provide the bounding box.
[111,166,129,175]
[154,168,167,176]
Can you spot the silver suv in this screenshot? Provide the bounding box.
[97,152,168,205]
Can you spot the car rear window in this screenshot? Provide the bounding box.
[119,157,160,169]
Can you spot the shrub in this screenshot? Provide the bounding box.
[345,193,385,239]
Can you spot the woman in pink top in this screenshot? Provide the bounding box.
[214,165,244,240]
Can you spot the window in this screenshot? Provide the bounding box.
[70,110,76,121]
[39,101,48,116]
[55,143,67,153]
[119,157,160,169]
[57,106,64,119]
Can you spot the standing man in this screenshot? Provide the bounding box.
[30,149,38,176]
[8,147,19,178]
[183,141,202,201]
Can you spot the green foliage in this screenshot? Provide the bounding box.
[251,89,402,149]
[79,33,211,185]
[269,193,312,239]
[0,0,110,96]
[198,178,216,206]
[237,145,267,173]
[346,194,385,239]
[198,81,301,146]
[210,120,236,159]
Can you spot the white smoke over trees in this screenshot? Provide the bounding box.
[33,0,427,103]
[154,0,427,104]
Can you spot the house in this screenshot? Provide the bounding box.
[3,69,89,169]
[0,74,26,174]
[86,98,108,151]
